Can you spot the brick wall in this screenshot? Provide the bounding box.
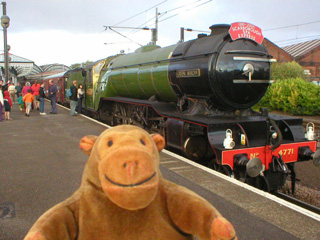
[263,38,294,63]
[263,39,320,80]
[297,46,320,80]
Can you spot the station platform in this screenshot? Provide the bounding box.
[0,103,319,240]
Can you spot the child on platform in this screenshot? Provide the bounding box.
[17,92,24,113]
[0,85,3,122]
[3,90,12,120]
[23,89,34,117]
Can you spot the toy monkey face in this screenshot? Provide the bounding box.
[81,125,165,210]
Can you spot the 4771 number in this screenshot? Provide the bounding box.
[278,148,294,156]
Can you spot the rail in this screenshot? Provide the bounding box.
[273,192,320,215]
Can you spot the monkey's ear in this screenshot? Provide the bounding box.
[151,134,165,152]
[80,135,98,155]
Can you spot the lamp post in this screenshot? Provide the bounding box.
[1,1,9,85]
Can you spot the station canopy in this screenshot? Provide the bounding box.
[0,52,41,77]
[0,52,71,80]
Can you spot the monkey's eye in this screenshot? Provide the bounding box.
[108,140,113,147]
[140,139,146,145]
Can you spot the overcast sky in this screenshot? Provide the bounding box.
[2,0,320,66]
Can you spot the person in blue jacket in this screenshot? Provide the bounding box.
[39,82,47,115]
[48,80,58,114]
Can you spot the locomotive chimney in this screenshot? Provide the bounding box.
[209,24,230,36]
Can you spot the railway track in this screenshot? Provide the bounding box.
[273,192,320,215]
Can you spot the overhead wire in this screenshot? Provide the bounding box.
[263,20,320,31]
[131,0,207,32]
[105,0,213,46]
[161,0,205,15]
[112,0,168,27]
[104,0,168,46]
[263,20,320,46]
[158,0,212,23]
[275,34,320,46]
[109,28,143,46]
[129,0,213,35]
[128,15,159,35]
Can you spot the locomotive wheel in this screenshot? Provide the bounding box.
[245,176,270,192]
[99,109,108,123]
[208,159,233,177]
[183,137,207,162]
[99,101,115,125]
[120,105,129,124]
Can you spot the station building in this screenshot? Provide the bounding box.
[283,39,320,82]
[0,53,70,84]
[264,38,320,82]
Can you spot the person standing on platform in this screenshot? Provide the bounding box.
[0,85,3,122]
[77,84,84,114]
[39,82,47,115]
[15,82,22,99]
[22,82,33,111]
[0,80,8,91]
[22,89,34,117]
[17,93,24,113]
[3,90,12,120]
[22,82,33,96]
[31,80,41,110]
[49,80,58,114]
[8,83,16,104]
[69,80,78,116]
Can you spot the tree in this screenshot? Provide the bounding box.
[271,61,307,80]
[256,78,320,115]
[70,60,94,69]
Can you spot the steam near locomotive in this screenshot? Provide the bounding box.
[42,22,320,192]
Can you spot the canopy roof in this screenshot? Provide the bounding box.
[0,52,42,77]
[283,39,320,58]
[0,52,71,80]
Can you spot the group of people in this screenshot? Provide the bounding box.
[0,79,85,122]
[69,80,85,116]
[0,79,58,121]
[0,80,20,121]
[0,80,48,120]
[18,80,49,117]
[46,79,84,116]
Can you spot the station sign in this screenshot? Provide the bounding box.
[229,22,264,45]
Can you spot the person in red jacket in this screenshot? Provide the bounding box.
[3,90,12,120]
[0,85,4,122]
[31,80,41,110]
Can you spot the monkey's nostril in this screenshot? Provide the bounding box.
[123,163,127,168]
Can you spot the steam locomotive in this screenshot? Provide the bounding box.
[43,22,320,193]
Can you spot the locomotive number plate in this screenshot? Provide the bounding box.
[278,148,294,156]
[176,69,201,78]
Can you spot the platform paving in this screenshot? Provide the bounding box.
[0,103,319,240]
